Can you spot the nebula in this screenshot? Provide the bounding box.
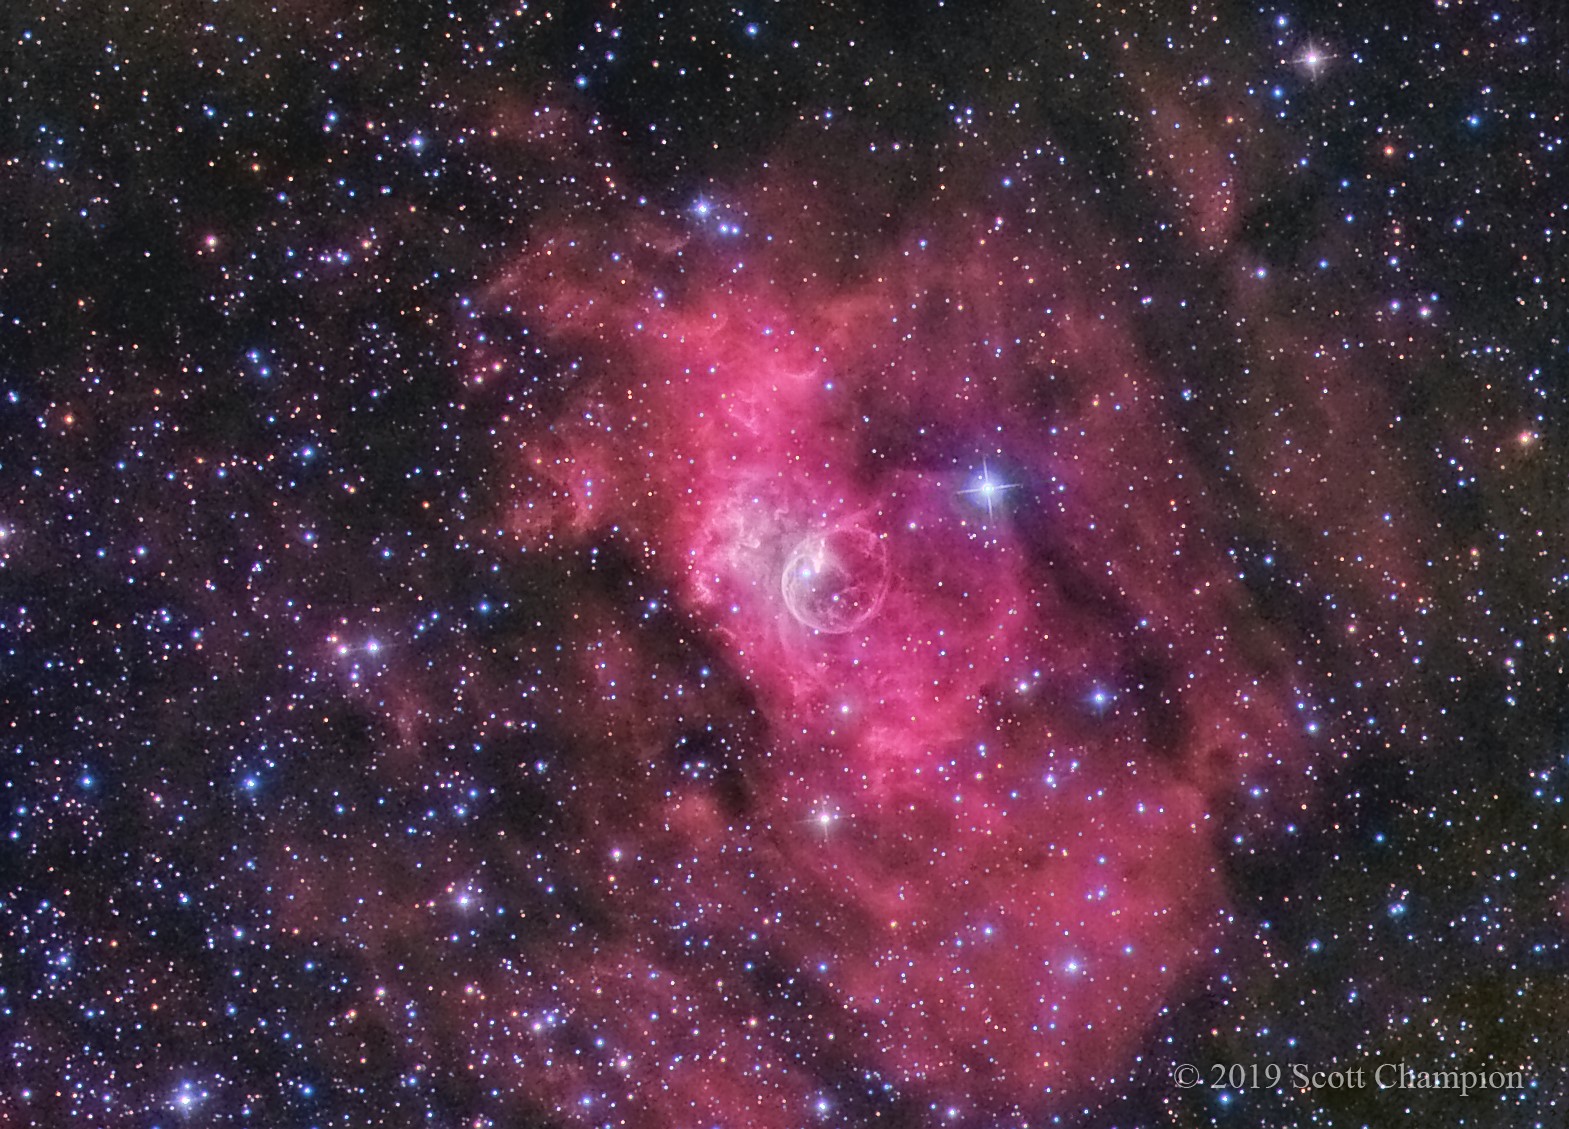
[425,140,1392,1124]
[780,525,889,636]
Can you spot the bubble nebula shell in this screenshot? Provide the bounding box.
[780,526,890,634]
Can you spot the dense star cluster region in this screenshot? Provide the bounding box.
[1,1,1565,1127]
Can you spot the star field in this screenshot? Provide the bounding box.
[0,2,1565,1127]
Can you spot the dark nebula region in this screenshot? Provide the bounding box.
[1,3,1565,1128]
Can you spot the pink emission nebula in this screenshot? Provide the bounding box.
[406,140,1434,1124]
